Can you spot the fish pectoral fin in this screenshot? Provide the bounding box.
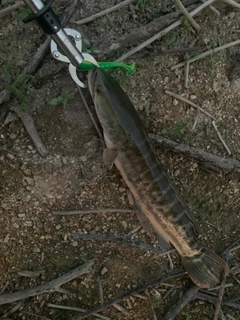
[103,148,118,166]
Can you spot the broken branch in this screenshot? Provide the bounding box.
[48,303,110,320]
[0,259,94,306]
[0,1,24,19]
[165,90,215,119]
[72,233,174,255]
[70,269,185,320]
[174,0,200,31]
[117,0,215,61]
[53,208,135,215]
[74,0,134,25]
[171,39,240,70]
[162,286,199,320]
[149,134,240,172]
[11,107,48,157]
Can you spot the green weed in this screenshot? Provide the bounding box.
[48,89,75,107]
[18,7,31,20]
[181,16,195,34]
[165,31,180,48]
[152,296,162,307]
[4,72,32,109]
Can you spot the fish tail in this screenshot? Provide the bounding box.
[181,247,229,288]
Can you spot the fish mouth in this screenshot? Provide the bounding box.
[88,68,98,98]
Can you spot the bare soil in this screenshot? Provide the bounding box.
[0,1,240,319]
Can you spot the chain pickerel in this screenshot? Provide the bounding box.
[88,68,229,288]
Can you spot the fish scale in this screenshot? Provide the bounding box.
[88,68,229,288]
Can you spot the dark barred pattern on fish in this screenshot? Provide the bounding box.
[88,68,229,288]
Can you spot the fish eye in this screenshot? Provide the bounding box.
[96,88,100,94]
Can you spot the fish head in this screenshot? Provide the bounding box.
[88,68,128,147]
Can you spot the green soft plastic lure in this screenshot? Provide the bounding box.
[78,61,135,73]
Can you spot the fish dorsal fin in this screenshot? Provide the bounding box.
[103,148,118,166]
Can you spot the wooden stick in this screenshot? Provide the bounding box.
[201,0,220,16]
[0,260,94,305]
[117,0,215,61]
[171,39,240,70]
[213,276,227,320]
[11,106,48,157]
[21,311,51,320]
[195,292,240,309]
[77,86,105,148]
[212,121,231,156]
[174,0,200,31]
[162,286,199,320]
[184,60,190,88]
[145,289,157,320]
[97,276,104,305]
[223,0,240,9]
[0,1,24,19]
[72,233,175,255]
[131,46,205,59]
[48,304,110,320]
[207,283,233,291]
[220,237,240,257]
[74,0,134,25]
[226,314,237,320]
[1,301,23,318]
[149,134,240,173]
[53,208,135,215]
[69,270,186,320]
[113,303,129,315]
[100,0,199,58]
[165,90,215,119]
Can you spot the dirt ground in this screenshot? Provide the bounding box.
[0,0,240,319]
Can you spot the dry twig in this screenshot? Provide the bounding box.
[145,289,157,320]
[149,134,240,171]
[11,107,48,157]
[195,292,240,309]
[201,0,220,16]
[223,0,240,9]
[69,270,185,320]
[220,237,240,257]
[149,134,240,172]
[53,208,134,215]
[1,301,23,318]
[0,260,94,305]
[113,303,129,315]
[97,276,104,305]
[21,311,51,320]
[171,39,240,70]
[184,60,190,88]
[74,0,134,25]
[213,276,227,320]
[212,121,231,156]
[73,233,174,255]
[48,304,110,320]
[165,90,215,119]
[77,86,105,148]
[174,0,200,31]
[117,0,215,61]
[0,1,24,18]
[162,286,199,320]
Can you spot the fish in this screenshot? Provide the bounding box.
[88,68,229,288]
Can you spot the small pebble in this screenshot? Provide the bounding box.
[9,133,17,140]
[173,99,178,106]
